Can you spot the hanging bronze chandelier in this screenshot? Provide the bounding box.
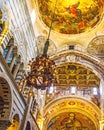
[25,0,57,89]
[25,55,55,89]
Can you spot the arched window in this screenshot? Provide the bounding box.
[70,86,77,94]
[92,87,98,95]
[3,47,9,58]
[7,50,14,65]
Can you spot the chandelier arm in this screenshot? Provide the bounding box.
[43,0,58,56]
[37,77,43,84]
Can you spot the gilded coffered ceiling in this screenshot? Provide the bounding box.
[55,62,100,88]
[37,0,104,34]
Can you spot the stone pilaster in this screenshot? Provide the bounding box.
[99,79,104,130]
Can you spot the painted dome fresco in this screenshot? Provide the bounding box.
[38,0,104,34]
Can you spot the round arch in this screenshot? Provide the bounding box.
[51,50,104,74]
[43,96,101,130]
[51,50,104,96]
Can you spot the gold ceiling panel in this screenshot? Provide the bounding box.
[37,0,104,34]
[55,62,100,88]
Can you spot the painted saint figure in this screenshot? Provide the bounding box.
[65,113,82,130]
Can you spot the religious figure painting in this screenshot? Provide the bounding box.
[38,0,104,34]
[47,112,96,130]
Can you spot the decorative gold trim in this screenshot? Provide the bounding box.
[43,96,101,130]
[0,21,10,46]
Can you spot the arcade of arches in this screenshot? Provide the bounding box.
[0,0,104,130]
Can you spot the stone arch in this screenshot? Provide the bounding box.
[51,50,104,79]
[43,96,101,130]
[52,50,104,105]
[51,50,104,97]
[0,77,12,120]
[26,121,31,130]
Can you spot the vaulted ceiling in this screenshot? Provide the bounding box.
[38,0,104,34]
[33,0,104,57]
[55,62,100,88]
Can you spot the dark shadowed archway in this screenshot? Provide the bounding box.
[0,77,12,119]
[26,121,31,130]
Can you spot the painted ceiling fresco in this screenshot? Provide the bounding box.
[47,112,96,130]
[38,0,104,34]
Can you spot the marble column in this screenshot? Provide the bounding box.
[99,79,104,130]
[13,62,21,79]
[19,90,34,130]
[5,45,14,62]
[15,70,24,84]
[10,54,17,71]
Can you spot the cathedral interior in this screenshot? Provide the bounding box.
[0,0,104,130]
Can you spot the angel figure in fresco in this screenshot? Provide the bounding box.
[65,2,81,18]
